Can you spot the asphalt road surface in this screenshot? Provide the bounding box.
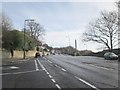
[1,54,119,89]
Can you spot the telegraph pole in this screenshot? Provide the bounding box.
[23,19,34,59]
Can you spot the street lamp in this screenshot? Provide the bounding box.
[66,35,70,46]
[23,19,34,59]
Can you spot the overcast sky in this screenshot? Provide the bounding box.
[2,0,117,52]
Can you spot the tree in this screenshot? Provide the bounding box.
[117,1,120,46]
[26,20,45,42]
[2,12,12,31]
[2,30,36,57]
[83,11,118,51]
[2,30,22,57]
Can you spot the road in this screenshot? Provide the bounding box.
[2,54,119,89]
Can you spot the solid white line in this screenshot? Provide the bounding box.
[51,79,56,83]
[75,76,99,90]
[37,59,46,70]
[55,84,61,89]
[35,60,39,71]
[49,75,52,78]
[1,70,40,76]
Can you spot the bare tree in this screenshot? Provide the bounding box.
[83,11,118,51]
[26,20,45,42]
[118,1,120,48]
[2,12,12,31]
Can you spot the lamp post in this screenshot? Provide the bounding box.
[23,19,34,59]
[66,35,70,46]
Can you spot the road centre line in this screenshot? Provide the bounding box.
[61,68,67,72]
[35,59,39,71]
[51,79,56,83]
[1,70,40,76]
[55,84,61,89]
[55,64,61,68]
[75,76,99,90]
[37,58,62,89]
[55,64,67,72]
[46,71,50,75]
[49,75,52,78]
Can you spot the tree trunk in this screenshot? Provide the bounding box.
[110,34,113,52]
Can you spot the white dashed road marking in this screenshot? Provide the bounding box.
[37,58,61,89]
[51,79,56,83]
[55,64,61,68]
[61,68,66,72]
[54,64,67,72]
[46,72,50,75]
[49,75,52,78]
[37,59,62,89]
[75,76,99,90]
[48,60,53,64]
[55,84,61,89]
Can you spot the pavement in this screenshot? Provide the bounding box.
[1,54,119,89]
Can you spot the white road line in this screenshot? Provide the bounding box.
[55,64,61,68]
[48,60,52,64]
[51,79,56,83]
[46,72,50,75]
[55,64,58,67]
[37,58,61,89]
[75,76,99,90]
[44,69,47,72]
[1,70,40,76]
[61,68,66,72]
[90,64,113,70]
[9,66,19,69]
[43,57,47,60]
[49,75,52,78]
[55,84,61,89]
[35,59,39,71]
[37,59,46,70]
[55,64,67,72]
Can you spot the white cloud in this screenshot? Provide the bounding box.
[2,0,116,2]
[45,30,82,47]
[91,2,117,11]
[45,30,104,52]
[3,1,117,52]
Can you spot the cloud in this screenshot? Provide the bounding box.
[2,0,116,2]
[91,2,117,11]
[45,29,103,52]
[2,1,117,52]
